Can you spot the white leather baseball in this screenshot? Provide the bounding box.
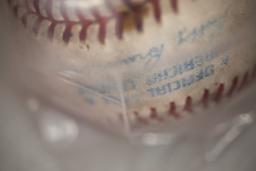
[2,0,256,130]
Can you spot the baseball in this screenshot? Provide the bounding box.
[1,0,256,132]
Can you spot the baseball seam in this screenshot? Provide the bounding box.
[130,67,256,126]
[7,0,178,44]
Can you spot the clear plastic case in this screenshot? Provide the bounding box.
[1,0,256,142]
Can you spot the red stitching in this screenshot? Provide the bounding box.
[214,83,225,103]
[170,0,178,13]
[149,107,164,122]
[169,102,180,119]
[133,67,256,125]
[7,0,179,44]
[183,96,193,112]
[151,0,161,22]
[92,9,108,44]
[201,89,210,108]
[227,76,239,97]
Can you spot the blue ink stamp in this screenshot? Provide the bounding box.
[147,65,215,97]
